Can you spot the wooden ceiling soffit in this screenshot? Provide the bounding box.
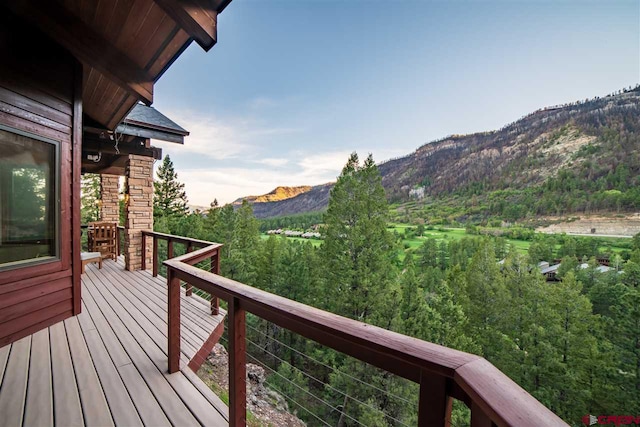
[6,0,153,105]
[153,0,218,51]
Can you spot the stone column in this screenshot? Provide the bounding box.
[124,155,154,271]
[100,174,120,223]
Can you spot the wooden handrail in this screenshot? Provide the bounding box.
[142,230,215,248]
[143,231,222,316]
[164,253,569,427]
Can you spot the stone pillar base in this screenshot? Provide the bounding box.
[100,174,120,223]
[124,154,153,271]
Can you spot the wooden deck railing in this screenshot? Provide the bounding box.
[164,246,569,427]
[142,231,222,315]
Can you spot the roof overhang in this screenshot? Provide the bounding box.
[81,104,189,175]
[3,0,231,130]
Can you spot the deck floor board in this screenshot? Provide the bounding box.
[24,329,53,427]
[83,273,201,426]
[0,258,227,426]
[65,316,114,427]
[93,263,202,358]
[50,321,85,427]
[0,336,30,427]
[0,341,10,387]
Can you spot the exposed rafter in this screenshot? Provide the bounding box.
[6,0,154,105]
[153,0,218,51]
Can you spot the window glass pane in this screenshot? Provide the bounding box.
[0,128,58,268]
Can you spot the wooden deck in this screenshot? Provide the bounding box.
[0,258,228,426]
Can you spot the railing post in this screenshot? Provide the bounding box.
[417,370,449,427]
[152,235,158,277]
[210,249,220,315]
[470,402,495,427]
[168,268,181,374]
[229,296,246,427]
[186,243,193,296]
[167,239,174,259]
[117,227,121,257]
[141,232,146,270]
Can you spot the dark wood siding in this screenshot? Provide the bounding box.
[0,13,81,347]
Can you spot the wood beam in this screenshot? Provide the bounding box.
[6,1,154,105]
[82,138,162,159]
[153,0,218,51]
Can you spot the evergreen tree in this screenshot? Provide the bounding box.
[81,173,101,223]
[203,199,220,241]
[153,155,188,219]
[544,272,600,420]
[321,153,397,325]
[609,287,640,412]
[463,239,508,360]
[398,256,433,339]
[417,237,438,269]
[227,200,260,284]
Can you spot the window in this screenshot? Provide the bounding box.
[0,126,59,270]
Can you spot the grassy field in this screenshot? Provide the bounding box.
[390,224,532,253]
[262,224,631,256]
[388,223,631,256]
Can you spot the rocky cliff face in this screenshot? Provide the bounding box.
[233,186,312,205]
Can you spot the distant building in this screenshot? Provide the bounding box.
[541,264,561,281]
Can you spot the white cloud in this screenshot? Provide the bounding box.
[248,97,277,109]
[175,148,409,206]
[256,158,289,167]
[150,110,301,161]
[179,154,344,206]
[298,151,351,179]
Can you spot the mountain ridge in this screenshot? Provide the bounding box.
[232,185,313,205]
[235,87,640,219]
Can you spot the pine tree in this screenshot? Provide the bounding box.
[153,155,188,219]
[321,153,397,325]
[544,272,600,420]
[202,199,220,242]
[227,200,259,284]
[417,237,438,269]
[609,287,640,412]
[463,239,508,360]
[80,173,101,223]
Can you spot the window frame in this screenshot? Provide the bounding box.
[0,124,61,272]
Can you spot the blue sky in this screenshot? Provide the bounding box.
[151,0,639,206]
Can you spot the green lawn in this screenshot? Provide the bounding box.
[389,223,631,258]
[262,224,631,257]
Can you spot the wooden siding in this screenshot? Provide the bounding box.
[0,259,228,426]
[0,15,81,347]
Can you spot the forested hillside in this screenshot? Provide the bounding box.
[246,87,640,220]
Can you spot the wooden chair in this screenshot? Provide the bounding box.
[87,221,117,261]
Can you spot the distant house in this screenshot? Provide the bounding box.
[579,263,612,273]
[302,232,321,239]
[541,264,561,281]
